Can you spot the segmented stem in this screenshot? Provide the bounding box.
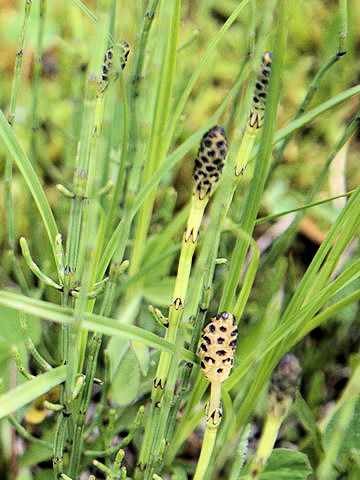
[234,52,273,176]
[137,126,228,478]
[244,354,301,480]
[194,312,238,480]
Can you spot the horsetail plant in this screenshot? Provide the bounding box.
[137,126,228,477]
[98,41,130,96]
[193,312,238,480]
[153,125,228,388]
[234,51,272,177]
[244,354,302,480]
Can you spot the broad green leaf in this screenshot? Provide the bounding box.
[33,469,53,480]
[19,438,52,467]
[15,468,33,480]
[131,341,150,376]
[143,277,175,306]
[323,395,360,470]
[109,348,140,406]
[260,449,312,479]
[295,391,323,456]
[107,336,129,379]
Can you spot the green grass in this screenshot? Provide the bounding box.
[0,0,360,479]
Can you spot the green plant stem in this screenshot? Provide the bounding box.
[193,382,222,480]
[136,193,208,477]
[68,331,101,477]
[130,0,160,100]
[30,0,46,162]
[53,2,111,477]
[256,189,355,224]
[19,312,52,371]
[128,0,180,295]
[220,0,287,311]
[68,259,125,477]
[4,0,33,295]
[126,0,160,206]
[164,310,208,464]
[102,50,129,239]
[268,0,347,179]
[85,406,144,457]
[20,237,62,290]
[8,414,52,450]
[261,104,360,269]
[242,412,283,480]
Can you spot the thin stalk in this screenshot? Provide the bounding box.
[125,0,160,213]
[255,189,355,224]
[136,193,210,476]
[192,386,222,480]
[68,259,126,477]
[125,0,159,240]
[143,355,182,480]
[261,104,360,269]
[4,0,33,294]
[8,415,52,450]
[20,237,62,291]
[101,42,130,238]
[155,195,209,385]
[243,355,301,480]
[137,126,229,476]
[30,0,46,162]
[128,0,180,295]
[242,413,283,480]
[220,1,287,311]
[53,1,111,476]
[85,406,144,457]
[19,312,52,371]
[164,301,209,464]
[130,0,160,100]
[267,0,348,178]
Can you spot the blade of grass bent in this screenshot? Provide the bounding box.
[219,1,287,311]
[0,291,195,362]
[0,366,67,419]
[0,110,59,266]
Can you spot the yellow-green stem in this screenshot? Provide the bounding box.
[137,194,208,476]
[234,126,257,178]
[193,382,222,480]
[243,412,283,480]
[155,194,208,386]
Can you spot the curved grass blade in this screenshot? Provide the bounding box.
[0,290,195,363]
[0,366,66,419]
[0,111,59,267]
